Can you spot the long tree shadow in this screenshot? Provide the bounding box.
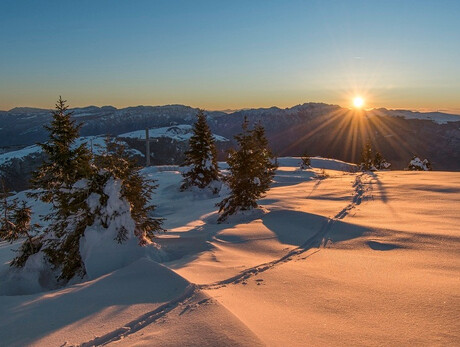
[368,172,389,203]
[262,209,370,247]
[271,170,316,188]
[201,210,373,289]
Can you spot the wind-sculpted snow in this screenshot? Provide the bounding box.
[0,157,458,346]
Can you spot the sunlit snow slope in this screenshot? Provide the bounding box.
[0,157,458,346]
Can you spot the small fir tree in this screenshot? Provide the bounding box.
[359,141,374,171]
[181,109,220,191]
[217,119,277,222]
[9,201,41,267]
[300,153,311,170]
[0,179,15,240]
[373,151,391,170]
[1,179,40,267]
[359,141,391,171]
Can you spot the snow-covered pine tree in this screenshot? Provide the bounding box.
[24,97,94,280]
[181,109,220,192]
[8,201,41,267]
[93,137,164,245]
[407,155,432,171]
[217,119,277,222]
[15,98,165,282]
[1,179,40,267]
[0,178,15,240]
[359,141,374,171]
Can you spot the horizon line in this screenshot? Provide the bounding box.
[2,102,460,116]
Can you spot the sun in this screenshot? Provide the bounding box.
[353,97,364,108]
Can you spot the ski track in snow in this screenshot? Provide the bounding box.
[200,172,370,289]
[77,285,198,347]
[73,172,372,346]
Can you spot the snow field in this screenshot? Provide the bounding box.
[0,157,458,346]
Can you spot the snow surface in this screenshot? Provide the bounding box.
[0,157,458,346]
[119,124,229,142]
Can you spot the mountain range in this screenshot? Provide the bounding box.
[1,102,459,190]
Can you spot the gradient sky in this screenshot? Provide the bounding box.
[1,0,459,112]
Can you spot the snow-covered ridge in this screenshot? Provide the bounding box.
[0,136,142,166]
[119,124,229,142]
[370,108,460,124]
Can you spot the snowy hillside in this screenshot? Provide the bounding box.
[0,136,142,167]
[371,108,460,124]
[0,157,458,346]
[119,124,228,142]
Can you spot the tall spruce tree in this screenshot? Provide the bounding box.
[30,96,92,202]
[25,97,94,280]
[181,109,220,191]
[217,119,277,222]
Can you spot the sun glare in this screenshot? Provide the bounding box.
[353,97,364,108]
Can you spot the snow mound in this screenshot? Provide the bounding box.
[407,157,432,171]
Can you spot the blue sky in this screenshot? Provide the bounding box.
[1,0,459,112]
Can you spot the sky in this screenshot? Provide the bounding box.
[1,0,459,113]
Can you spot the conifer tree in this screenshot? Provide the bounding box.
[8,201,41,267]
[373,151,391,170]
[300,153,311,170]
[30,96,92,202]
[15,98,165,282]
[1,179,40,267]
[359,141,392,171]
[181,109,220,191]
[217,119,277,222]
[359,141,374,171]
[93,137,164,244]
[23,97,94,280]
[0,179,15,240]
